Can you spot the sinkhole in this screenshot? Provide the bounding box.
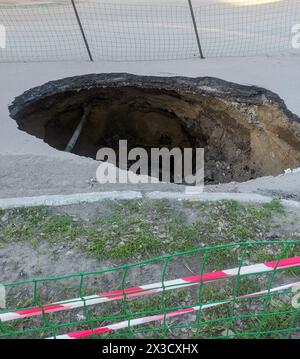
[9,73,300,185]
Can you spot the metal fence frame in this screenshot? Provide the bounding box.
[0,240,300,339]
[0,0,299,62]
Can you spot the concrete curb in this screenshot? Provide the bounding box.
[145,191,274,203]
[0,190,300,209]
[0,191,142,209]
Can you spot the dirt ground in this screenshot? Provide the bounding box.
[0,198,299,339]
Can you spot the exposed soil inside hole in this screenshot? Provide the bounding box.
[9,74,300,184]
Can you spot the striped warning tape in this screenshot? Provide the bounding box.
[1,256,300,323]
[47,281,300,339]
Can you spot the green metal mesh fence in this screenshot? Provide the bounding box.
[0,240,299,339]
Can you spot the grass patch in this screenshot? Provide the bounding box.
[0,199,298,265]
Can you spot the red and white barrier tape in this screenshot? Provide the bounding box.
[46,281,300,339]
[1,256,300,323]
